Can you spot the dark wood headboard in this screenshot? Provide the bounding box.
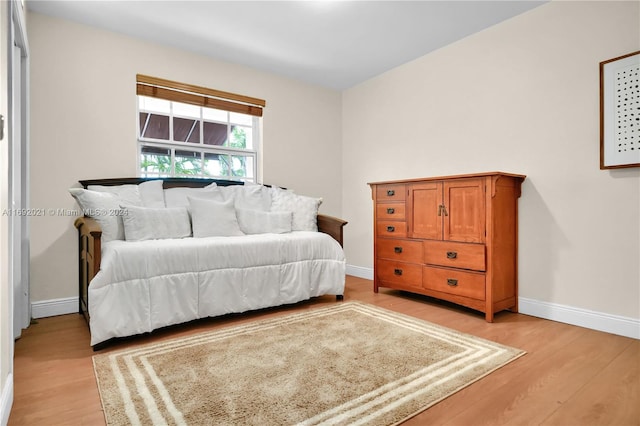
[79,177,246,189]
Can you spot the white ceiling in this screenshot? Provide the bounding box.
[27,1,547,90]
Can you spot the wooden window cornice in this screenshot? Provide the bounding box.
[136,74,265,117]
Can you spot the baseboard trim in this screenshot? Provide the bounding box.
[31,297,77,319]
[29,284,639,340]
[345,265,638,339]
[1,373,13,426]
[346,264,374,280]
[519,297,639,340]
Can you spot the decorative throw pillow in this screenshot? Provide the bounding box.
[164,187,224,208]
[68,188,125,242]
[188,197,244,238]
[236,208,292,234]
[121,205,191,241]
[270,186,322,232]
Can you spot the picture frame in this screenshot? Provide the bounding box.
[600,50,640,169]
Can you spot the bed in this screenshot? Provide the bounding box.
[72,177,347,347]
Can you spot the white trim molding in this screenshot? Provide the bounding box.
[1,373,13,426]
[518,298,639,340]
[31,297,77,319]
[346,264,373,280]
[346,265,639,340]
[30,287,640,340]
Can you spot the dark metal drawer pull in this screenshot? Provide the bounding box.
[394,268,403,276]
[386,226,395,232]
[446,251,457,259]
[394,246,403,254]
[387,190,395,196]
[447,278,458,286]
[387,208,395,214]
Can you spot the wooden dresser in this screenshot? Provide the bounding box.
[369,172,526,322]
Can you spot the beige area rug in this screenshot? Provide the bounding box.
[93,301,525,425]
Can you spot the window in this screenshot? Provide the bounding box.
[136,74,265,182]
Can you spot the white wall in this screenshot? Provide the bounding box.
[343,1,639,327]
[27,12,342,302]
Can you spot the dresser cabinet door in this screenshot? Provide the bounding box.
[407,182,441,239]
[443,179,485,243]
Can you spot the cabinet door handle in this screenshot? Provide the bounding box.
[386,208,395,214]
[387,189,395,196]
[438,205,443,216]
[386,226,395,232]
[446,251,457,259]
[394,268,403,276]
[394,246,403,254]
[447,278,458,286]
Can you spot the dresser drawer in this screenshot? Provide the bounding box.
[376,221,407,238]
[376,184,406,201]
[424,240,485,271]
[377,260,422,287]
[376,203,406,221]
[377,238,423,263]
[423,266,485,301]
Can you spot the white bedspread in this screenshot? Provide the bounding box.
[88,232,346,345]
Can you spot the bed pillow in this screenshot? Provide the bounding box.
[236,208,292,234]
[138,180,166,207]
[121,205,191,241]
[87,180,165,208]
[188,197,244,237]
[86,184,143,207]
[270,186,322,232]
[164,187,224,208]
[214,184,272,211]
[236,184,272,211]
[68,188,125,242]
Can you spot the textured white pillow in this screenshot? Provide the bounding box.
[214,184,272,211]
[86,184,143,207]
[188,197,244,237]
[164,187,224,208]
[270,186,322,232]
[87,181,165,208]
[69,188,125,242]
[237,184,272,211]
[236,208,292,234]
[120,205,191,241]
[138,180,166,207]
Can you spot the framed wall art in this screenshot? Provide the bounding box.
[600,50,640,169]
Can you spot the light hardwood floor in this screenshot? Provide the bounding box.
[9,276,640,425]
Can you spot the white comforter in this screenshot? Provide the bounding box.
[89,231,346,345]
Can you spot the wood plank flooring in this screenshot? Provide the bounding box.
[8,276,640,425]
